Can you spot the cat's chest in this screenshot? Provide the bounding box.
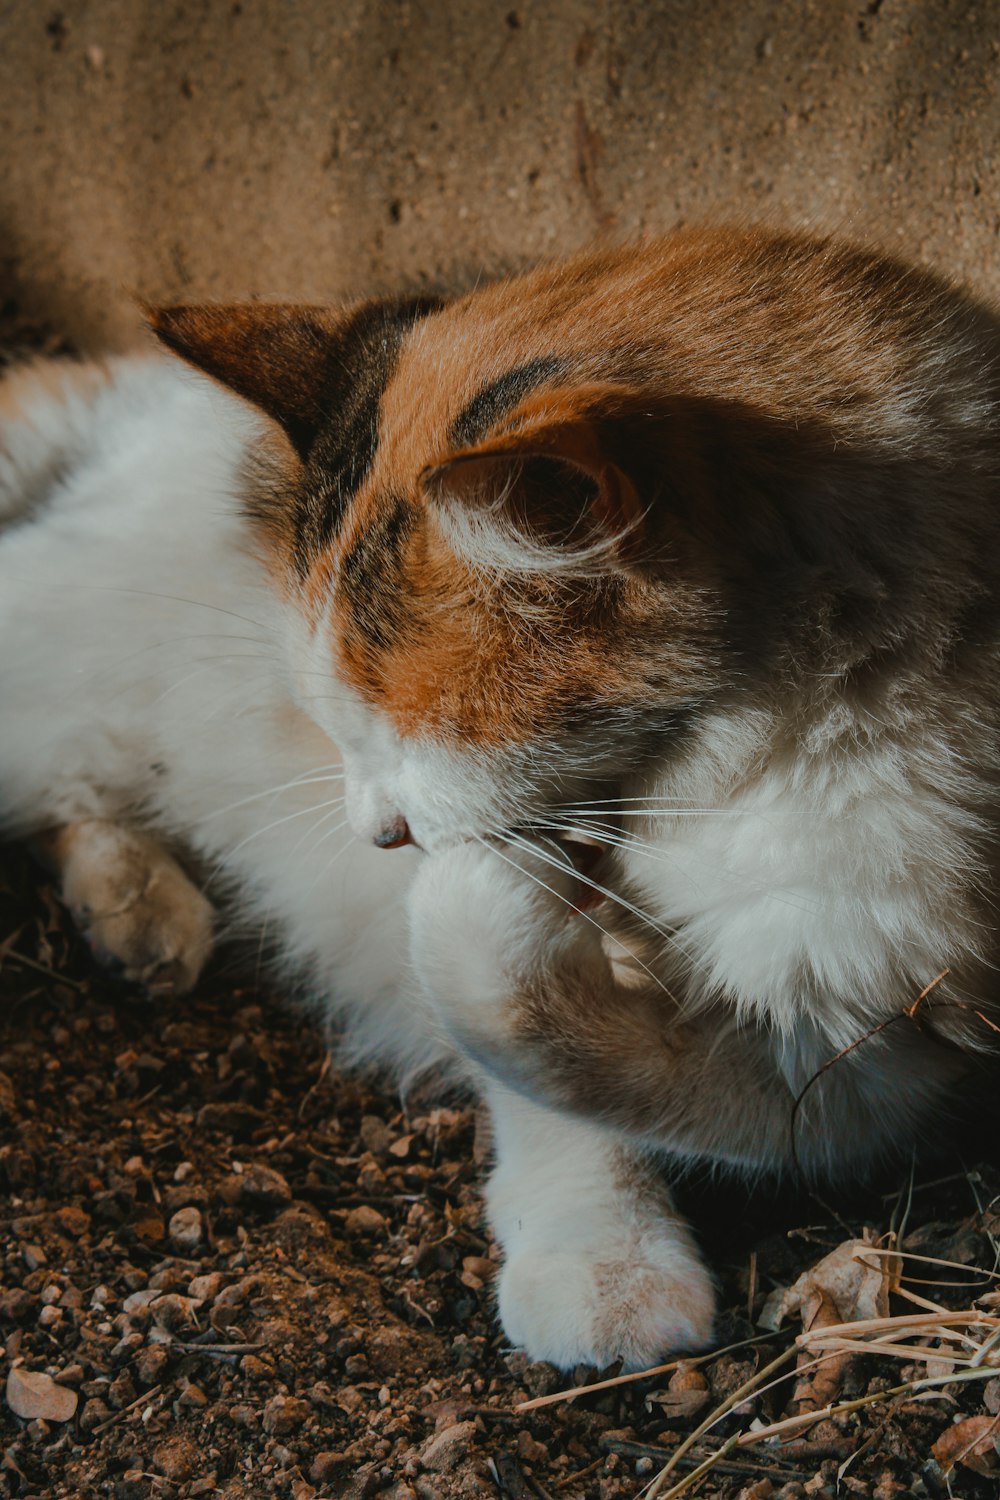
[619,741,979,1032]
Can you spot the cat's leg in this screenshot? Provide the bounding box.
[35,820,214,994]
[485,1079,715,1370]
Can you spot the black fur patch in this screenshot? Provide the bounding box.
[338,495,416,653]
[448,356,565,450]
[292,296,438,574]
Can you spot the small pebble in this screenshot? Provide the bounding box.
[262,1393,311,1435]
[345,1205,387,1239]
[238,1164,293,1208]
[310,1451,348,1484]
[517,1430,548,1465]
[79,1396,112,1432]
[135,1345,170,1385]
[359,1114,392,1155]
[176,1382,209,1408]
[55,1205,90,1237]
[188,1271,224,1301]
[151,1293,202,1333]
[123,1288,158,1315]
[153,1434,199,1481]
[419,1420,477,1473]
[168,1205,203,1253]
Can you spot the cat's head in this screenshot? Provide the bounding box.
[148,292,723,853]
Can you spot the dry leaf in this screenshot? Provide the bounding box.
[647,1361,711,1420]
[6,1366,79,1423]
[932,1413,1000,1475]
[761,1232,896,1332]
[760,1233,898,1412]
[649,1385,711,1421]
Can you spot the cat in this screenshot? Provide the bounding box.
[2,224,999,1372]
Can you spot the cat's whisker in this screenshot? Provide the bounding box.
[526,828,715,972]
[288,802,351,861]
[196,768,346,823]
[148,660,264,707]
[69,638,280,683]
[535,816,680,866]
[541,815,825,920]
[564,803,746,818]
[527,813,716,907]
[234,814,355,955]
[477,833,679,1004]
[558,794,726,807]
[498,826,698,978]
[254,908,274,990]
[298,824,358,902]
[212,793,347,872]
[5,579,273,634]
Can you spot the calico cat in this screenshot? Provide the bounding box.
[2,225,999,1371]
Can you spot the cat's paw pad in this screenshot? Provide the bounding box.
[497,1241,715,1372]
[56,822,214,994]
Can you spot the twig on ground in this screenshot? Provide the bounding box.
[553,1457,603,1490]
[601,1436,813,1479]
[91,1384,164,1435]
[1,948,85,990]
[514,1331,784,1413]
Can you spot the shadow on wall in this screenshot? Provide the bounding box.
[0,0,998,349]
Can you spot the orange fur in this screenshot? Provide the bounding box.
[149,225,1000,756]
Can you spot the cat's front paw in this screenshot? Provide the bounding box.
[498,1232,716,1372]
[42,820,214,994]
[407,839,599,1049]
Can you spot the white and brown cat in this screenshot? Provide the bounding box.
[2,226,998,1370]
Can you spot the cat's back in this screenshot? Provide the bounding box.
[0,351,277,837]
[0,352,256,532]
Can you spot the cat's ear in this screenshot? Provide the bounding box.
[145,296,439,460]
[144,303,340,458]
[419,384,650,572]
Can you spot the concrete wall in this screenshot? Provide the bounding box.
[2,0,999,348]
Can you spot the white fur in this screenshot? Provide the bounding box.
[485,1082,715,1370]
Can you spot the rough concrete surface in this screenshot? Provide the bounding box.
[2,0,1000,349]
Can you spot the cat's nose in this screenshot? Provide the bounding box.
[372,816,413,849]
